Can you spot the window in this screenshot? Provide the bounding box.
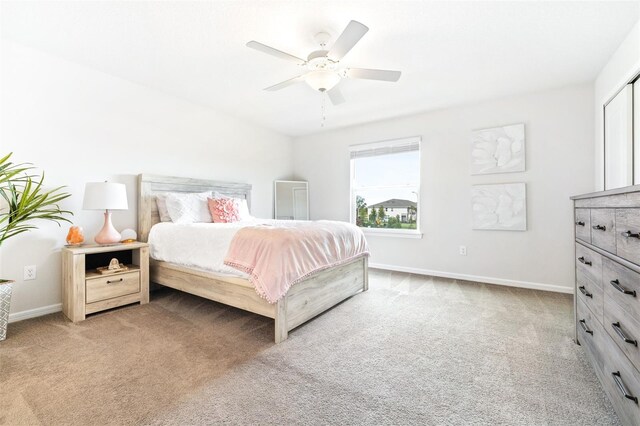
[349,137,421,236]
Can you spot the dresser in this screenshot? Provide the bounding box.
[572,186,640,426]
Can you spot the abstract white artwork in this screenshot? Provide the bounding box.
[471,183,526,231]
[471,124,525,175]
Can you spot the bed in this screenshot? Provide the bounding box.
[137,174,369,343]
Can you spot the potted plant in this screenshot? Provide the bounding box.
[0,152,72,340]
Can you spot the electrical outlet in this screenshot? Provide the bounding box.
[24,265,37,281]
[459,246,467,256]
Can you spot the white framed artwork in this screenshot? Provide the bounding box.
[471,123,525,175]
[471,183,526,231]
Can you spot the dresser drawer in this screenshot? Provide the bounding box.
[591,209,616,253]
[575,208,591,243]
[601,329,640,426]
[605,296,640,372]
[616,209,640,265]
[604,258,640,323]
[86,271,140,304]
[577,271,604,321]
[577,298,606,372]
[576,243,603,287]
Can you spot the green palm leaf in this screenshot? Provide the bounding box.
[0,153,73,246]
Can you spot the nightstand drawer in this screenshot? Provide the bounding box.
[86,271,140,304]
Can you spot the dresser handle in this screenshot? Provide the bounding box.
[575,221,585,226]
[592,224,606,231]
[623,230,640,239]
[612,322,638,346]
[578,286,592,298]
[106,278,123,284]
[579,319,593,335]
[612,372,639,404]
[610,279,636,297]
[578,257,592,266]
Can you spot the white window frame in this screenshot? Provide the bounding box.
[349,136,422,238]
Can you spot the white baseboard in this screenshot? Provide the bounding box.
[8,303,62,323]
[368,263,574,294]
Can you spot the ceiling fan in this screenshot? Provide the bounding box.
[246,20,401,105]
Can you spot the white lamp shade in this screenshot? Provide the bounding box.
[82,182,128,210]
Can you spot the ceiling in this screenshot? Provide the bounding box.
[2,1,639,137]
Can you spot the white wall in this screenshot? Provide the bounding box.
[0,40,293,319]
[293,84,594,292]
[594,19,640,190]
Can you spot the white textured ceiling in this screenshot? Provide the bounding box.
[2,1,639,136]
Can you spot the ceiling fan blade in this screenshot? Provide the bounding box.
[246,41,306,64]
[264,75,306,91]
[327,86,346,105]
[327,20,369,61]
[346,68,401,82]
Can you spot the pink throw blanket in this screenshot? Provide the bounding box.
[224,221,369,303]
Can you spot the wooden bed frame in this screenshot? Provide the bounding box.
[137,174,368,343]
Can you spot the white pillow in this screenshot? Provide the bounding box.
[237,199,252,220]
[155,194,173,222]
[165,192,213,224]
[213,192,252,221]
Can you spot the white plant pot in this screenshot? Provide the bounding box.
[0,280,14,341]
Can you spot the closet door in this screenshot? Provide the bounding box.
[605,84,633,190]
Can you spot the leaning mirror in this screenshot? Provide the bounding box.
[604,84,633,190]
[274,181,309,220]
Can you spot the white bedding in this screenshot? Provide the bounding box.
[148,219,280,278]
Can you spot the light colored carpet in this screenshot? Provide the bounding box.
[1,270,619,425]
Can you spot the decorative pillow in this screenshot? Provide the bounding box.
[155,194,172,222]
[208,197,240,223]
[165,192,213,224]
[212,192,252,221]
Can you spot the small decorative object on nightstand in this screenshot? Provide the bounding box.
[120,228,137,243]
[65,226,84,246]
[61,242,149,322]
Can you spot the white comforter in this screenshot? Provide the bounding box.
[148,219,290,277]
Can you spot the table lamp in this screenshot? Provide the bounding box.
[82,182,128,244]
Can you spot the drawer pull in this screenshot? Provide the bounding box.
[106,278,124,284]
[612,372,639,404]
[623,230,640,239]
[592,224,606,231]
[578,286,593,298]
[610,279,637,297]
[577,257,592,266]
[579,319,593,335]
[612,322,638,346]
[575,221,585,227]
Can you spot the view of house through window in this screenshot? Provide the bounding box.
[350,137,420,231]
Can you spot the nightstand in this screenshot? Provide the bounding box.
[62,242,149,322]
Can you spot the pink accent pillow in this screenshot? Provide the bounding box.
[208,197,240,223]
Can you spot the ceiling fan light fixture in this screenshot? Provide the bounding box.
[304,70,340,92]
[248,20,401,104]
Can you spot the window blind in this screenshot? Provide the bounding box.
[349,136,421,159]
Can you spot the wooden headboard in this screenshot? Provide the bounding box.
[137,174,252,242]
